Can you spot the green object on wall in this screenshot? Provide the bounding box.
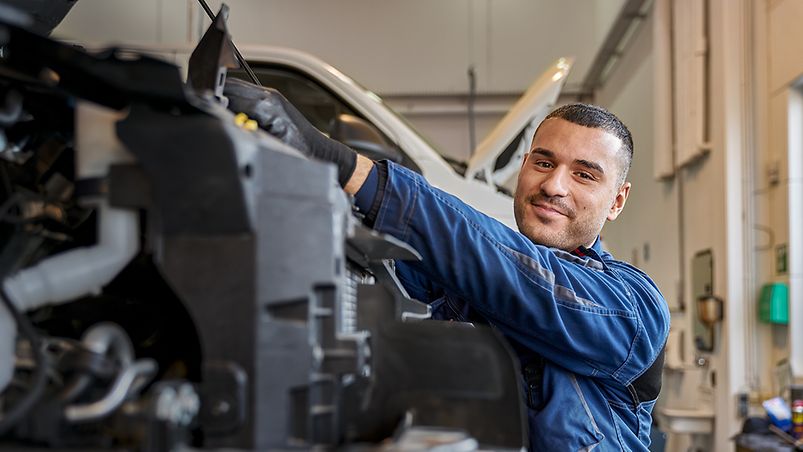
[759,282,788,324]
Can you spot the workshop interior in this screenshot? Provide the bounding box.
[0,0,801,451]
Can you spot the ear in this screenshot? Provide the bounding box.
[607,181,631,221]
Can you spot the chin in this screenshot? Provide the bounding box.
[521,228,562,249]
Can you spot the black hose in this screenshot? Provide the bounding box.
[0,287,49,436]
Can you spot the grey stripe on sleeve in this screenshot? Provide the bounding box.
[504,246,601,308]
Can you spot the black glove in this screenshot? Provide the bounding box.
[223,78,357,187]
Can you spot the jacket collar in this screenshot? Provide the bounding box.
[572,236,602,256]
[572,236,611,266]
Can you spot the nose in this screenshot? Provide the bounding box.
[539,167,570,197]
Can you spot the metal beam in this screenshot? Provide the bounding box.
[580,0,651,96]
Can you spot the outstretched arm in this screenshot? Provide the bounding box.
[365,162,668,383]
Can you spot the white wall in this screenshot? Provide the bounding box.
[54,0,193,46]
[55,0,622,95]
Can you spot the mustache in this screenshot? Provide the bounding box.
[526,194,575,218]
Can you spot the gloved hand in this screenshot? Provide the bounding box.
[223,78,357,187]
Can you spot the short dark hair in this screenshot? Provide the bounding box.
[536,103,633,184]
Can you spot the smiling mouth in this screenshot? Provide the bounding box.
[532,202,567,217]
[530,202,569,220]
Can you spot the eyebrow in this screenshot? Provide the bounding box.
[531,147,605,175]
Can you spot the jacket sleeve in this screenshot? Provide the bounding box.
[371,162,669,383]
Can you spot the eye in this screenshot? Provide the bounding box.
[534,160,553,169]
[575,171,595,181]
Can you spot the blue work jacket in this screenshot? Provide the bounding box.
[367,162,670,451]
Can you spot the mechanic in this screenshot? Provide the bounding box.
[225,79,670,451]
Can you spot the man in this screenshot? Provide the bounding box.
[225,79,670,451]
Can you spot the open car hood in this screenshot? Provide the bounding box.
[464,57,573,186]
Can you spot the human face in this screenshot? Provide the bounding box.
[513,118,631,251]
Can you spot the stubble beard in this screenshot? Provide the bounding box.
[513,193,605,251]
